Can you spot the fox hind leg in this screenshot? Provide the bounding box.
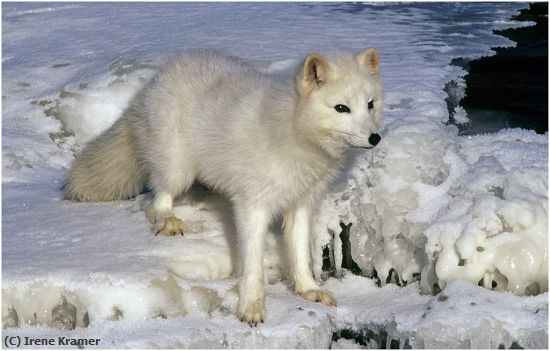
[148,191,185,236]
[146,143,195,236]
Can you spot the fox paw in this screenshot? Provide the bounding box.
[154,216,184,236]
[300,289,337,307]
[237,298,265,327]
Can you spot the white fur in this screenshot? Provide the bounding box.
[65,49,383,325]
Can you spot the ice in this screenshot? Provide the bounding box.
[3,280,335,348]
[329,275,548,349]
[313,3,548,297]
[424,152,548,295]
[2,2,546,348]
[322,117,548,296]
[453,106,471,125]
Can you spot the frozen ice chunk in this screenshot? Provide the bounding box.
[2,306,19,329]
[318,124,547,296]
[52,296,77,330]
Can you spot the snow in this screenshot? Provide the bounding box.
[329,274,547,348]
[2,2,547,348]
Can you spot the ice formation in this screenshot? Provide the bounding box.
[312,11,548,297]
[330,275,548,349]
[317,123,548,296]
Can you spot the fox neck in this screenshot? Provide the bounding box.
[263,83,342,190]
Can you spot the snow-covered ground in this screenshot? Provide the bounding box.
[2,2,547,348]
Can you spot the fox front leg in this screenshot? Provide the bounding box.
[234,205,269,326]
[283,201,337,307]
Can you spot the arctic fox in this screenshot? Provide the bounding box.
[65,49,383,325]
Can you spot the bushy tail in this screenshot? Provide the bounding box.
[64,117,148,202]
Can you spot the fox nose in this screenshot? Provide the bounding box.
[369,133,381,146]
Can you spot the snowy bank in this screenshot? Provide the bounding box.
[2,2,547,348]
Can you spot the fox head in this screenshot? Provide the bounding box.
[295,48,383,158]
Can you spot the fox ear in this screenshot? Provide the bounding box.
[358,48,380,75]
[301,53,329,92]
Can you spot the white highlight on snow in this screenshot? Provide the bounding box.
[56,62,157,146]
[453,106,471,124]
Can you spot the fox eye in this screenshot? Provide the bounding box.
[368,100,374,110]
[334,104,351,113]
